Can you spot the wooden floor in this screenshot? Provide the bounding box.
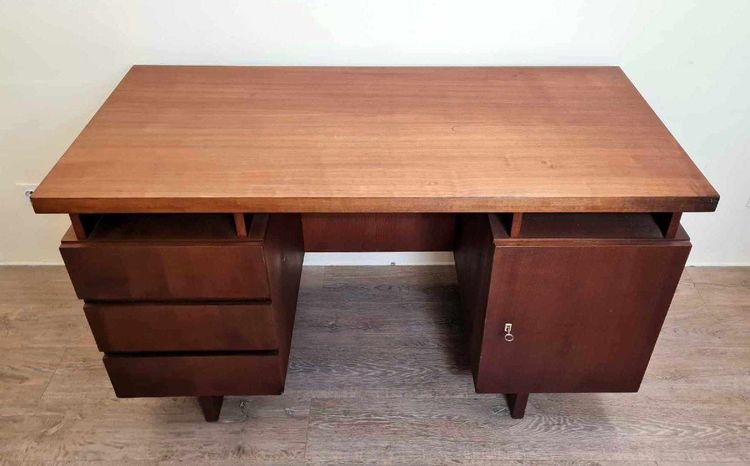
[0,265,748,464]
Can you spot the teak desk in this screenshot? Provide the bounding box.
[32,66,719,422]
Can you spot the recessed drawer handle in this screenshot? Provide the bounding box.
[504,323,514,342]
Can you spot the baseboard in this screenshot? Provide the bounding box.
[0,261,65,266]
[303,252,455,266]
[1,254,748,267]
[685,262,750,267]
[0,253,456,267]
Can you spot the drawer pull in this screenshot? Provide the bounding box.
[504,323,514,342]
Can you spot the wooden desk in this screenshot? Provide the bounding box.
[32,66,718,422]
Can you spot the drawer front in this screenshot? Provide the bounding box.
[104,353,284,397]
[475,242,691,393]
[61,242,269,300]
[302,213,455,252]
[85,303,279,352]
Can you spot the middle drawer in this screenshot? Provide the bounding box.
[85,302,280,352]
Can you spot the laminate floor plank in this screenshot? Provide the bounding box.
[0,265,748,464]
[298,265,460,305]
[18,395,311,464]
[305,394,748,464]
[688,266,750,306]
[657,303,749,349]
[0,303,94,349]
[0,346,64,415]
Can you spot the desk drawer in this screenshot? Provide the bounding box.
[59,213,273,301]
[104,353,285,397]
[85,302,280,352]
[61,241,270,301]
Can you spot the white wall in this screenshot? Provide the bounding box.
[1,0,748,265]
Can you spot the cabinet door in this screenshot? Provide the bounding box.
[475,243,690,393]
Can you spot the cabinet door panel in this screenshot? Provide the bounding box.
[475,243,690,393]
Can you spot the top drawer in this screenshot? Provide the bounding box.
[60,214,270,301]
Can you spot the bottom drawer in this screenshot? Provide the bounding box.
[104,353,285,397]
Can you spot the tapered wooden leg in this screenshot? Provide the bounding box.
[198,396,224,422]
[506,393,529,419]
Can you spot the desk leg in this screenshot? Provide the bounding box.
[198,396,224,422]
[506,393,529,419]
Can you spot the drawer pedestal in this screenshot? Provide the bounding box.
[454,213,691,417]
[60,213,304,421]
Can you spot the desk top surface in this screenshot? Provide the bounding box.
[32,66,718,214]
